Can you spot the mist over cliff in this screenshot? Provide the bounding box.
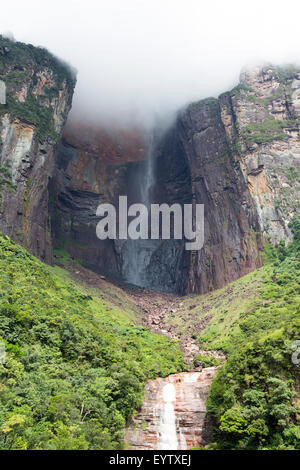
[2,0,300,127]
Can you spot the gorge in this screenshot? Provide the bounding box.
[2,35,299,295]
[0,35,299,451]
[40,64,300,294]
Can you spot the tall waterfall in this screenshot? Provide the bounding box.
[121,133,158,287]
[140,134,155,208]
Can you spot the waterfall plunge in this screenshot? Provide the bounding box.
[157,373,202,450]
[140,135,155,209]
[121,134,159,287]
[158,382,178,450]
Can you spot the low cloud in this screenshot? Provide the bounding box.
[1,0,300,127]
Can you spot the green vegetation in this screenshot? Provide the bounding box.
[3,92,58,142]
[241,119,292,146]
[284,166,300,185]
[0,163,16,209]
[0,234,185,450]
[161,217,300,450]
[193,354,222,368]
[0,35,76,142]
[206,218,300,449]
[275,65,300,84]
[0,35,75,92]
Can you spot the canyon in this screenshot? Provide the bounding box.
[50,66,300,295]
[1,36,299,296]
[0,36,300,450]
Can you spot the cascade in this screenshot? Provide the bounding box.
[126,368,218,450]
[121,133,161,287]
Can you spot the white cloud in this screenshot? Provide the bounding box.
[1,0,300,126]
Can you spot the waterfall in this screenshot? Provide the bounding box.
[157,382,178,450]
[121,133,158,287]
[126,369,219,450]
[157,374,200,450]
[140,134,155,208]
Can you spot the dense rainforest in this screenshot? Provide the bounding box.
[0,219,299,449]
[206,217,300,449]
[0,234,185,450]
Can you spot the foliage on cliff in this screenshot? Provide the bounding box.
[0,162,15,208]
[0,35,76,92]
[0,234,185,450]
[0,35,76,142]
[206,219,300,450]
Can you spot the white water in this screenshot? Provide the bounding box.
[140,135,155,208]
[157,373,202,450]
[182,372,200,383]
[121,239,158,286]
[121,134,157,287]
[158,382,178,450]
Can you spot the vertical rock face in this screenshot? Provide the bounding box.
[0,36,76,262]
[164,65,300,294]
[50,65,299,294]
[2,46,297,296]
[170,99,263,294]
[51,122,192,293]
[221,66,300,243]
[50,120,148,277]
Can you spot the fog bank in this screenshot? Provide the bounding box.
[1,0,300,126]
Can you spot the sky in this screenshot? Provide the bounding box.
[1,0,300,127]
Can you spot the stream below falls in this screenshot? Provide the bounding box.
[126,368,218,450]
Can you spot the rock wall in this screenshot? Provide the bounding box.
[51,122,192,293]
[221,66,300,243]
[1,41,298,297]
[167,99,263,294]
[50,66,300,295]
[166,65,300,294]
[0,36,76,262]
[50,120,148,278]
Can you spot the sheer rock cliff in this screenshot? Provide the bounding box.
[1,40,299,295]
[0,36,76,262]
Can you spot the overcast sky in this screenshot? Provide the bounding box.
[1,0,300,127]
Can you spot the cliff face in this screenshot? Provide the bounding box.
[50,121,148,278]
[175,66,300,293]
[126,369,218,450]
[2,43,298,296]
[51,121,192,293]
[221,66,300,243]
[50,66,300,294]
[170,99,262,294]
[0,36,75,262]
